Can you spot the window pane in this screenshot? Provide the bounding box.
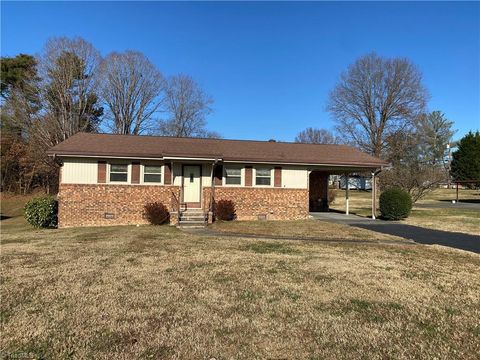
[144,174,161,183]
[144,166,162,174]
[225,168,241,176]
[226,176,241,185]
[111,164,128,173]
[110,173,128,182]
[256,177,271,186]
[256,168,271,177]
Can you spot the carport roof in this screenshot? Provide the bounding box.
[48,133,388,168]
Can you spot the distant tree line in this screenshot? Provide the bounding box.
[2,43,474,196]
[1,37,218,194]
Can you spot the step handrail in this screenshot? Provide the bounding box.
[171,190,180,214]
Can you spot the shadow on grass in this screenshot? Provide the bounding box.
[315,208,373,218]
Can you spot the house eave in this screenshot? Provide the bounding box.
[223,159,386,169]
[47,152,386,169]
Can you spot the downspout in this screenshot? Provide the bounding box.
[210,158,219,219]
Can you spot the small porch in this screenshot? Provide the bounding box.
[168,159,218,227]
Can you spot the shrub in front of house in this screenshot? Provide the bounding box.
[24,196,58,228]
[143,202,169,225]
[379,188,412,220]
[215,200,236,221]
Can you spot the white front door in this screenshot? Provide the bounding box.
[183,165,201,204]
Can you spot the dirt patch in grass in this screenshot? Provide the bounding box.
[1,213,479,359]
[211,219,405,242]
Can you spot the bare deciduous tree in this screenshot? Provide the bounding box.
[159,75,216,137]
[295,127,340,144]
[380,129,446,202]
[327,52,428,157]
[35,37,103,149]
[98,51,165,135]
[379,162,445,203]
[1,37,103,193]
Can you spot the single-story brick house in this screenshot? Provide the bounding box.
[48,133,387,227]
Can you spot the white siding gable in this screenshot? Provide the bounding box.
[62,158,97,184]
[281,166,308,189]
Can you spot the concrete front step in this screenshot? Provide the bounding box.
[179,220,206,224]
[178,209,207,228]
[178,225,206,229]
[181,216,206,221]
[178,222,206,228]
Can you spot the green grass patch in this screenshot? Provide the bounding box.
[238,289,262,301]
[417,320,438,337]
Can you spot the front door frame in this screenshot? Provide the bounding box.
[181,164,202,208]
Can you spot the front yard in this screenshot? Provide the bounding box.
[211,219,404,242]
[1,196,479,359]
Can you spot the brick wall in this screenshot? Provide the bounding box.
[58,184,180,227]
[58,183,308,227]
[203,186,309,221]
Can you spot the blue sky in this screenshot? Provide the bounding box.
[2,1,479,141]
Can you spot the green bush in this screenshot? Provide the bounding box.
[379,188,412,220]
[24,196,58,228]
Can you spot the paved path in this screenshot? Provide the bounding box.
[311,212,480,254]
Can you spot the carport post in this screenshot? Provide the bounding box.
[345,173,349,215]
[371,172,376,219]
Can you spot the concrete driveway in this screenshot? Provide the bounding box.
[311,212,480,254]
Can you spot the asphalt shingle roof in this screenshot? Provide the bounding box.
[48,133,387,168]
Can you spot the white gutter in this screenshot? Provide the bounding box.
[224,160,385,168]
[48,154,164,160]
[163,156,222,161]
[49,153,385,169]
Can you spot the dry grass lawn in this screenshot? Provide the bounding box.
[211,219,405,242]
[331,188,480,235]
[1,195,480,359]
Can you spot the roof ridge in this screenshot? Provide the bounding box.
[76,132,350,147]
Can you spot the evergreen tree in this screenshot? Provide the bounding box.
[450,131,480,183]
[416,111,455,165]
[1,54,39,100]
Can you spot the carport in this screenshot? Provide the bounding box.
[308,165,386,219]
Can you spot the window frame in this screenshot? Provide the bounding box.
[141,164,164,185]
[223,166,244,187]
[254,167,273,187]
[108,163,130,184]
